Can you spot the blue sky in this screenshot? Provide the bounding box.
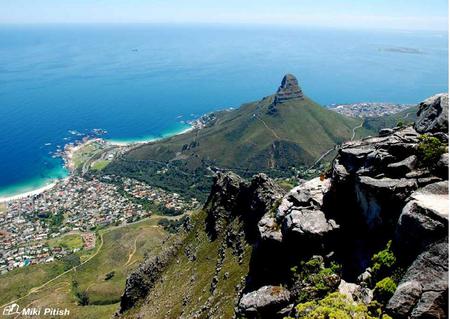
[0,0,448,31]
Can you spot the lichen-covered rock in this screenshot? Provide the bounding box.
[238,285,291,316]
[387,240,448,318]
[414,93,449,134]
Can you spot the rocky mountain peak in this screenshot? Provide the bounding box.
[274,74,304,104]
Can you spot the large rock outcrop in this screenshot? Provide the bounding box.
[204,172,284,241]
[274,74,304,105]
[414,93,448,134]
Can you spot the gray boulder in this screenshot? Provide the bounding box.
[387,240,448,318]
[282,209,338,240]
[338,280,373,304]
[395,182,448,258]
[258,215,283,242]
[387,155,417,176]
[276,177,330,219]
[414,93,448,134]
[238,285,291,315]
[435,153,449,179]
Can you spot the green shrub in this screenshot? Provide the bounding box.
[374,277,397,303]
[104,271,115,281]
[289,292,375,319]
[371,241,396,280]
[291,257,341,303]
[62,253,81,271]
[417,135,446,165]
[75,290,90,306]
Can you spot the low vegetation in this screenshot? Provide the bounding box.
[371,240,396,281]
[417,134,446,165]
[290,257,341,303]
[286,292,392,319]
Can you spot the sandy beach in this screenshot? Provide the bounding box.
[107,126,193,146]
[0,182,58,203]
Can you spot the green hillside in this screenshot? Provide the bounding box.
[363,106,417,132]
[0,217,170,319]
[102,75,372,199]
[125,95,365,169]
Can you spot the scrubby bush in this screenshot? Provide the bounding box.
[286,292,382,319]
[371,240,396,280]
[75,290,90,306]
[291,257,341,303]
[62,253,81,271]
[105,271,115,281]
[374,277,397,304]
[417,134,446,165]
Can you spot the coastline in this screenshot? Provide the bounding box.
[106,126,193,146]
[0,124,194,204]
[0,182,58,204]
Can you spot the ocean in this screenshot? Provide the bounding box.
[0,24,448,197]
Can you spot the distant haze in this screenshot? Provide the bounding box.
[0,0,448,31]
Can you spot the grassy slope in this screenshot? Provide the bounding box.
[363,106,417,132]
[0,217,170,319]
[123,211,252,319]
[125,96,369,170]
[48,233,83,250]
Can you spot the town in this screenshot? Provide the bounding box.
[328,102,414,118]
[0,175,199,274]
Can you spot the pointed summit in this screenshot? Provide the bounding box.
[274,74,304,104]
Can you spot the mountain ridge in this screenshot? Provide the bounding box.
[117,93,449,319]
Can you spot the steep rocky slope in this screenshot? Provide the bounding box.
[117,93,448,319]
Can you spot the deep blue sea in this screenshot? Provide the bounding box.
[0,24,448,197]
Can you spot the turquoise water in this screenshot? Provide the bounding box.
[0,24,448,197]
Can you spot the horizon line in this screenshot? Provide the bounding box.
[0,21,448,33]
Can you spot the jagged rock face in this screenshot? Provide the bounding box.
[204,171,245,239]
[414,93,448,134]
[273,177,338,249]
[274,74,304,105]
[238,285,291,317]
[395,181,448,260]
[204,171,284,241]
[387,240,448,319]
[119,241,182,313]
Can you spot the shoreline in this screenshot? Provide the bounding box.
[106,126,193,146]
[0,182,59,204]
[0,125,194,203]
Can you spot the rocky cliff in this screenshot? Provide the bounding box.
[235,93,448,319]
[274,74,304,105]
[118,93,448,319]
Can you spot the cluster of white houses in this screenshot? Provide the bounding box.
[0,175,199,274]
